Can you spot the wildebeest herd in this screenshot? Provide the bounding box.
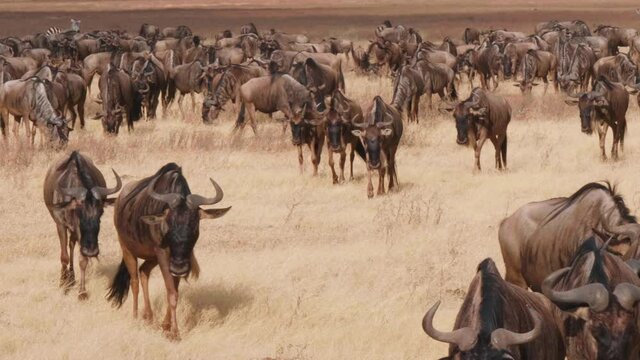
[5,15,640,357]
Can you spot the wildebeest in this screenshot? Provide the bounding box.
[94,65,143,134]
[423,258,565,360]
[161,25,193,39]
[413,58,457,109]
[463,27,481,45]
[593,25,638,55]
[564,77,628,160]
[0,63,71,145]
[541,236,640,359]
[592,53,638,89]
[456,48,478,90]
[514,49,557,93]
[351,96,403,198]
[499,181,640,291]
[53,69,87,129]
[166,59,208,116]
[290,57,344,110]
[502,41,538,80]
[320,90,365,183]
[44,151,121,298]
[322,37,353,63]
[475,43,503,90]
[441,88,510,171]
[107,163,230,340]
[130,56,167,120]
[201,63,266,123]
[557,43,596,94]
[367,40,403,74]
[391,65,425,122]
[234,72,321,135]
[139,23,160,42]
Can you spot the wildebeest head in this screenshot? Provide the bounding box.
[289,102,309,146]
[564,89,608,135]
[424,301,542,360]
[351,98,393,169]
[142,174,231,277]
[57,169,121,257]
[542,237,640,360]
[442,91,487,145]
[94,104,125,134]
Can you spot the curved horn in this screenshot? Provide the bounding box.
[422,301,477,351]
[186,178,224,209]
[90,169,122,199]
[139,82,150,94]
[148,174,183,208]
[613,283,640,311]
[541,267,610,312]
[490,306,542,350]
[376,120,393,128]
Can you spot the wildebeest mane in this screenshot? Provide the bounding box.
[570,236,610,286]
[56,151,98,191]
[543,181,637,225]
[477,258,506,338]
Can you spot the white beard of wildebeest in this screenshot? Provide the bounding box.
[162,205,201,277]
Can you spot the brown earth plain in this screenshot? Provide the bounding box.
[2,0,640,359]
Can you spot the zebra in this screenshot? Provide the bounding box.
[45,19,81,38]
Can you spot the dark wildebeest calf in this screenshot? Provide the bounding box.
[107,163,231,340]
[423,258,565,360]
[44,151,122,299]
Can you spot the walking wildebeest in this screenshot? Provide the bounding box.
[564,77,628,160]
[351,96,403,198]
[44,151,122,299]
[107,163,231,340]
[423,258,565,360]
[475,43,503,90]
[541,236,640,359]
[94,65,143,134]
[441,88,511,171]
[514,49,557,93]
[391,65,425,122]
[499,181,640,291]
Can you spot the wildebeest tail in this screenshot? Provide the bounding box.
[501,134,507,167]
[166,78,177,106]
[106,260,130,308]
[450,80,458,100]
[235,102,246,127]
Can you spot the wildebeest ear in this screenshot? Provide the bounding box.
[103,197,117,207]
[380,128,393,136]
[351,129,364,137]
[199,206,232,220]
[564,99,579,105]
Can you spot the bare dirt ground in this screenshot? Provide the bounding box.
[2,1,640,359]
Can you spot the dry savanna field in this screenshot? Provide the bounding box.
[3,1,640,359]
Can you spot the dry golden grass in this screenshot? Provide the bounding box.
[2,68,640,359]
[3,5,640,358]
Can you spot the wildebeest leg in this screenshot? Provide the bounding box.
[542,76,549,95]
[121,249,139,318]
[339,150,346,183]
[377,166,386,196]
[349,144,355,181]
[31,122,37,147]
[157,249,180,339]
[472,127,488,171]
[328,147,338,184]
[78,253,89,300]
[426,89,433,110]
[177,93,185,119]
[480,74,487,90]
[388,148,398,191]
[611,125,619,161]
[312,136,323,176]
[139,259,158,322]
[68,105,78,129]
[67,232,77,287]
[246,103,258,135]
[190,92,196,113]
[490,136,500,169]
[412,94,420,123]
[597,121,608,161]
[367,169,374,199]
[57,224,70,287]
[297,145,304,174]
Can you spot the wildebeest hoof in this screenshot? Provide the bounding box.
[143,312,153,323]
[367,192,374,199]
[162,322,171,332]
[332,177,339,184]
[78,291,88,301]
[164,329,181,342]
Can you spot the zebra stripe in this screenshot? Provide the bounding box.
[45,27,63,37]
